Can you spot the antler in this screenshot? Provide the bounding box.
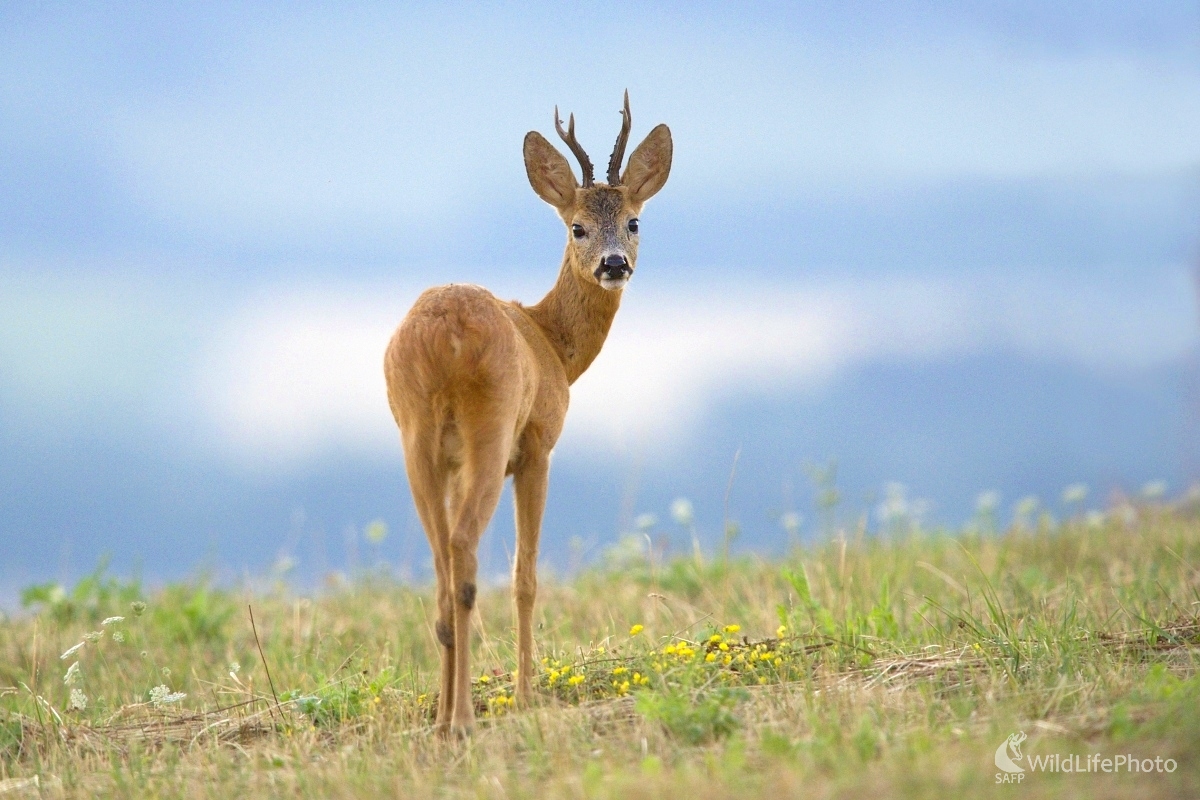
[607,90,632,186]
[554,106,594,188]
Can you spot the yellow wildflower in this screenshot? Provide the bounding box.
[724,624,741,634]
[630,624,644,636]
[612,666,628,676]
[568,674,585,687]
[776,625,787,638]
[709,634,722,644]
[705,652,716,663]
[718,642,729,652]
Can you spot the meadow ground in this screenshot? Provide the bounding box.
[2,497,1200,798]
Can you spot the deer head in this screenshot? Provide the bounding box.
[522,91,673,291]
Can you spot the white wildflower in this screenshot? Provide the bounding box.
[161,667,171,678]
[1014,496,1040,526]
[64,661,81,686]
[68,688,87,712]
[364,519,388,544]
[878,482,928,531]
[634,513,658,532]
[877,482,908,521]
[1061,483,1088,505]
[976,491,1000,514]
[229,661,241,676]
[82,631,103,643]
[60,641,85,660]
[149,685,187,708]
[101,616,125,627]
[1141,481,1167,500]
[271,555,297,577]
[670,498,694,526]
[111,631,126,643]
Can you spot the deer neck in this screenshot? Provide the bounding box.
[527,253,622,385]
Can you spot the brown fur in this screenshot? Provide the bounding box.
[384,103,672,735]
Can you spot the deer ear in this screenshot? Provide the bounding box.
[524,132,578,213]
[621,124,672,204]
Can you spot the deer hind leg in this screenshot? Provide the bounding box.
[512,451,549,707]
[400,434,456,732]
[447,425,511,733]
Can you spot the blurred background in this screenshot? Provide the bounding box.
[2,2,1198,600]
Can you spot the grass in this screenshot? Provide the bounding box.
[2,497,1199,798]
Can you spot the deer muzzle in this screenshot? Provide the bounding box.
[595,254,631,289]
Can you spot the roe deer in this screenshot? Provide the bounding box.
[384,92,671,734]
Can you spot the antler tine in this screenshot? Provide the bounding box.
[607,89,632,186]
[554,105,594,188]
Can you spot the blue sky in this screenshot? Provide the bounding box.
[1,2,1198,595]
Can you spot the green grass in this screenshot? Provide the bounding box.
[2,498,1199,798]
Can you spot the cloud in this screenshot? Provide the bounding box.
[194,271,1197,468]
[565,274,1196,451]
[0,270,200,432]
[195,287,408,466]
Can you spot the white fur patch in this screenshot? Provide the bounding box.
[599,276,629,291]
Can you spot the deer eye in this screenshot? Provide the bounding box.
[572,224,586,239]
[627,218,639,234]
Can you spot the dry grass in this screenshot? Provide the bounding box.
[2,499,1200,798]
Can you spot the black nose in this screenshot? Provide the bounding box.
[595,254,631,281]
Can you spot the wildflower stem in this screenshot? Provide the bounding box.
[248,604,282,726]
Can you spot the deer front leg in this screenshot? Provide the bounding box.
[512,452,549,706]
